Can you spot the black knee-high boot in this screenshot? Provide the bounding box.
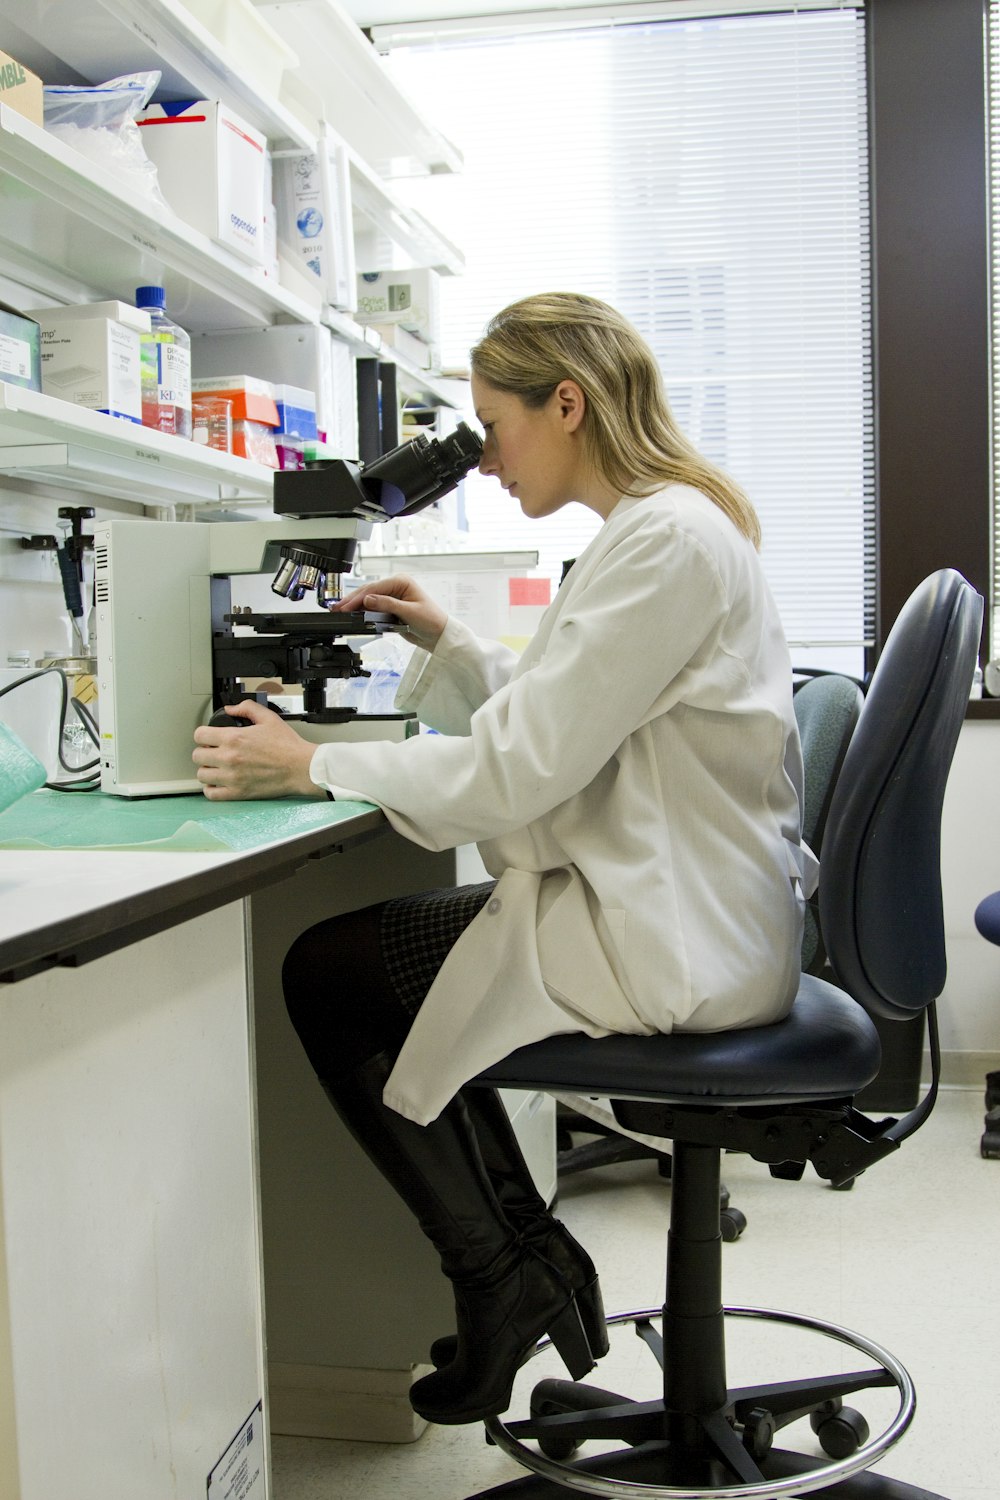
[320,1050,595,1424]
[428,1087,609,1370]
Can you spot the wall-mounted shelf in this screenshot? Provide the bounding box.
[0,0,316,151]
[258,0,463,177]
[0,105,318,334]
[349,149,464,276]
[384,350,466,410]
[0,385,275,507]
[320,306,463,409]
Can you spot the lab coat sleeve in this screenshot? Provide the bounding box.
[393,614,521,736]
[308,523,730,851]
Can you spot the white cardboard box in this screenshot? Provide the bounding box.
[137,101,267,266]
[355,268,440,345]
[273,127,356,311]
[29,302,151,423]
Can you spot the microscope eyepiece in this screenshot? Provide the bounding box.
[363,422,483,516]
[269,422,483,603]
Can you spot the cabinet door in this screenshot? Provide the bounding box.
[0,902,267,1500]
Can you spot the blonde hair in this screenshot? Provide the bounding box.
[470,292,761,548]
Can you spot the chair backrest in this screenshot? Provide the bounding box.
[793,674,865,973]
[819,569,982,1021]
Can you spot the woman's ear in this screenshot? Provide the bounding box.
[554,379,587,434]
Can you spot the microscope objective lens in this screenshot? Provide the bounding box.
[317,573,342,610]
[272,558,299,597]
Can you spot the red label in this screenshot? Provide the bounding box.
[509,577,551,606]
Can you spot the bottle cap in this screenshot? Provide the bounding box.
[136,286,166,309]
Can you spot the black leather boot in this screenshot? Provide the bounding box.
[428,1086,609,1370]
[319,1051,595,1425]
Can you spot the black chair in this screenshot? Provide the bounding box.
[792,673,864,974]
[462,568,981,1500]
[553,671,865,1227]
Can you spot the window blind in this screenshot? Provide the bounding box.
[385,3,873,670]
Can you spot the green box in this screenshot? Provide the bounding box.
[0,300,42,391]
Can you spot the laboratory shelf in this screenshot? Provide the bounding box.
[385,348,466,410]
[0,0,316,151]
[349,148,465,276]
[257,0,463,177]
[320,306,464,409]
[0,385,276,507]
[0,104,319,335]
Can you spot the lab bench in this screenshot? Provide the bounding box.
[0,795,459,1500]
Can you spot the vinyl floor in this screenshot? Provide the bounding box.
[273,1085,997,1500]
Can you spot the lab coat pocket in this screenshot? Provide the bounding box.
[536,876,639,1031]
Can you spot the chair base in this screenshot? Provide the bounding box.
[464,1456,950,1499]
[464,1305,922,1500]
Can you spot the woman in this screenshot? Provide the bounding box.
[192,292,813,1426]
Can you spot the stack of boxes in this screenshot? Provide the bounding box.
[0,45,445,463]
[189,375,320,468]
[355,268,441,371]
[191,375,281,466]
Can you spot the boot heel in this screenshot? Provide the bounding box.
[578,1276,610,1359]
[546,1297,595,1381]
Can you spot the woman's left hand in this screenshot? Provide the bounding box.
[192,701,324,801]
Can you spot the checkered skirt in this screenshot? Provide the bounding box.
[379,881,496,1018]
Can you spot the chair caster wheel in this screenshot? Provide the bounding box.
[536,1429,583,1461]
[810,1401,870,1458]
[529,1384,583,1462]
[741,1406,776,1460]
[720,1207,747,1241]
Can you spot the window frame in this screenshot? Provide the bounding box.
[867,0,992,708]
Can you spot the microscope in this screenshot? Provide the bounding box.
[94,424,482,796]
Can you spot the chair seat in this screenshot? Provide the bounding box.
[974,890,1000,946]
[475,972,881,1107]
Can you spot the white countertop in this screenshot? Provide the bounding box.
[0,803,386,983]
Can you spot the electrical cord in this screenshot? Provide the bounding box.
[0,667,101,791]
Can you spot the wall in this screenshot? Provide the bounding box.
[937,720,1000,1079]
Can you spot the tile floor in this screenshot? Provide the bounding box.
[272,1086,997,1500]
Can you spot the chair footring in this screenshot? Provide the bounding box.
[463,1450,953,1499]
[472,1306,920,1500]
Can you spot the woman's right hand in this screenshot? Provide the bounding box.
[334,573,448,649]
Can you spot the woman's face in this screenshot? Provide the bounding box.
[471,375,587,520]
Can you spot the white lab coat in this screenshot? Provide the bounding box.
[309,486,813,1125]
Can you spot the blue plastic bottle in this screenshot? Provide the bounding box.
[135,286,192,439]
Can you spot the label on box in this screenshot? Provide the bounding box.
[0,332,32,381]
[40,320,143,421]
[207,1403,263,1499]
[274,144,355,309]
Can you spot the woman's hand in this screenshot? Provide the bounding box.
[335,573,448,649]
[192,701,324,801]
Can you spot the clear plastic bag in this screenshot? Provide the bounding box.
[338,634,414,713]
[42,72,168,206]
